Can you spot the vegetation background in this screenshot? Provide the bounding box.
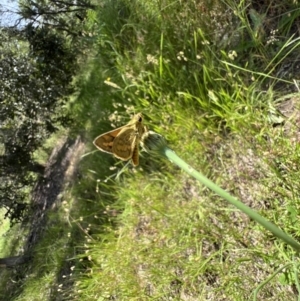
[1,0,300,300]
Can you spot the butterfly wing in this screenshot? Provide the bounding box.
[93,127,123,154]
[112,127,137,161]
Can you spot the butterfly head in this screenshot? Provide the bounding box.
[134,113,143,123]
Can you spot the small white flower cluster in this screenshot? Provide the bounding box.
[177,51,188,61]
[266,29,279,45]
[146,54,158,65]
[228,50,237,60]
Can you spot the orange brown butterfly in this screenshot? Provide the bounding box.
[93,113,147,166]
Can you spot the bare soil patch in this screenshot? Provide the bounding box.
[0,135,85,301]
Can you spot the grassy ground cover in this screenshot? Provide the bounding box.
[69,1,300,300]
[2,0,300,300]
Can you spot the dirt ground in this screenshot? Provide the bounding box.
[0,135,85,301]
[25,135,85,251]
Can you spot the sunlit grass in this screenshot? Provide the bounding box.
[71,0,300,300]
[32,127,70,165]
[0,209,10,257]
[2,0,300,300]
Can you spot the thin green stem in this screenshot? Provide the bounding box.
[252,263,293,300]
[141,131,300,252]
[164,147,300,251]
